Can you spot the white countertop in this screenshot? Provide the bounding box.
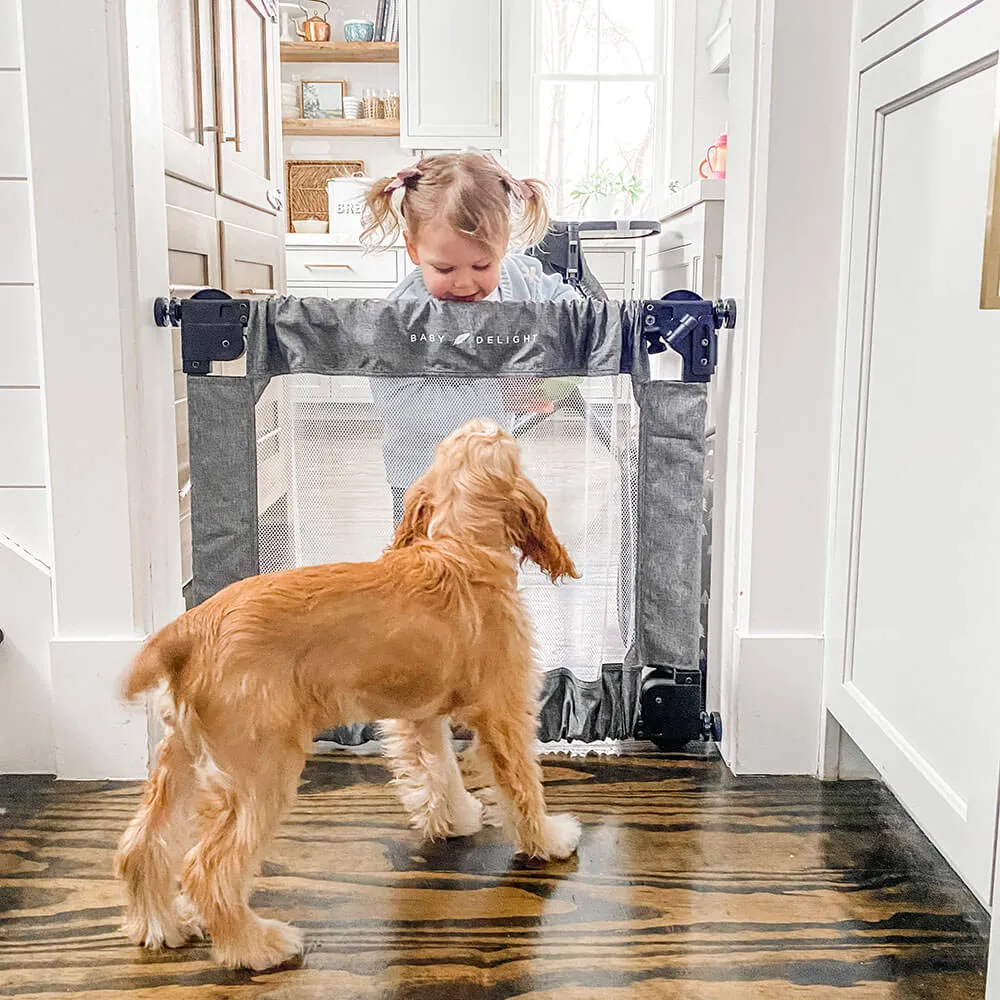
[658,179,726,221]
[286,233,403,249]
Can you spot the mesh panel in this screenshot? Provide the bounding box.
[255,372,639,680]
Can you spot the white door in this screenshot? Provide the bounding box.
[827,0,1000,905]
[400,0,502,146]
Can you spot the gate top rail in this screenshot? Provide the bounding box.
[154,289,736,386]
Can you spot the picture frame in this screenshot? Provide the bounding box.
[301,79,347,120]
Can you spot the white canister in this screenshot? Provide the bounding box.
[327,175,372,241]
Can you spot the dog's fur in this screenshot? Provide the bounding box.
[114,419,581,971]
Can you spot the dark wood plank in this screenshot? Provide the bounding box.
[0,747,988,998]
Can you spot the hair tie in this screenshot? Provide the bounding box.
[384,167,422,194]
[505,175,537,202]
[485,155,535,202]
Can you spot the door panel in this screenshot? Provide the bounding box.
[215,0,281,213]
[828,0,1000,904]
[160,0,217,189]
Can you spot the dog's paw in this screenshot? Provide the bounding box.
[215,918,305,971]
[173,892,206,943]
[472,785,506,828]
[124,903,198,951]
[532,813,582,861]
[255,918,305,970]
[448,792,484,838]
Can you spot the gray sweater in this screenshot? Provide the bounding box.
[369,253,578,488]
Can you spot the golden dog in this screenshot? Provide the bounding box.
[114,419,581,971]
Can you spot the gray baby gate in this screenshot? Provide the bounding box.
[155,220,735,750]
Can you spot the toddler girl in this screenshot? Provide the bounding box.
[361,151,578,526]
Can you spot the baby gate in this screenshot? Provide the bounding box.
[155,225,734,749]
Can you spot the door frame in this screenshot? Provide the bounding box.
[707,0,854,776]
[21,0,183,778]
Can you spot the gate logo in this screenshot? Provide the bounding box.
[409,332,540,347]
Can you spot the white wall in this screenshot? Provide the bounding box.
[0,0,55,775]
[667,0,730,187]
[690,0,730,181]
[0,0,49,564]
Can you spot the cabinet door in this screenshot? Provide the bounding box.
[826,0,1000,905]
[214,0,282,213]
[401,0,502,145]
[220,218,282,295]
[160,0,217,189]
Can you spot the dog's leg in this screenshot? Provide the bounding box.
[181,738,306,971]
[470,705,581,861]
[381,717,484,840]
[458,733,504,828]
[114,717,203,950]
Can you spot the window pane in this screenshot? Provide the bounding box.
[597,81,656,211]
[598,0,657,74]
[537,0,598,75]
[536,81,599,214]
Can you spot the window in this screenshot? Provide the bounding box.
[532,0,666,216]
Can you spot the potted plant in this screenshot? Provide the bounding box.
[570,168,645,218]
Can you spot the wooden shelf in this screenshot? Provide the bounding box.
[280,41,399,63]
[282,118,401,137]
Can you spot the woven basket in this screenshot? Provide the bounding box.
[286,159,365,232]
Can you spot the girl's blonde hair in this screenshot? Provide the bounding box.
[361,152,550,256]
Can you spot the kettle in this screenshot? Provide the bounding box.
[297,1,331,42]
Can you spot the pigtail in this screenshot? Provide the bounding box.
[360,176,404,250]
[509,176,551,249]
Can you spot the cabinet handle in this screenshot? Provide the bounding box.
[202,124,238,143]
[305,263,354,270]
[236,288,279,295]
[227,7,242,153]
[492,81,501,128]
[168,283,206,294]
[982,83,1000,309]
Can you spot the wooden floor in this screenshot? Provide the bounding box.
[0,745,989,999]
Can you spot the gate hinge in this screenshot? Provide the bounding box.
[640,291,737,382]
[153,289,249,375]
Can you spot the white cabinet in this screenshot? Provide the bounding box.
[399,0,503,148]
[645,180,725,388]
[645,180,725,301]
[826,0,1000,906]
[285,241,409,407]
[583,244,638,300]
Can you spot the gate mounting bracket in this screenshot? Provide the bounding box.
[640,291,737,383]
[153,288,249,374]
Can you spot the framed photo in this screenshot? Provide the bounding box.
[301,80,347,120]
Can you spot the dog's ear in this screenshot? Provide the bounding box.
[507,477,579,581]
[392,480,433,548]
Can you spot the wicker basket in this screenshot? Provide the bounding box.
[285,159,365,232]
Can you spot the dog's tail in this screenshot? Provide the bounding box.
[121,615,198,702]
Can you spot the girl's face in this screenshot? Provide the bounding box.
[405,221,502,301]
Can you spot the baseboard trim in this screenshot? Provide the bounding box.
[49,636,148,780]
[731,633,824,776]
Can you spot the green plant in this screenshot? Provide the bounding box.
[570,167,645,210]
